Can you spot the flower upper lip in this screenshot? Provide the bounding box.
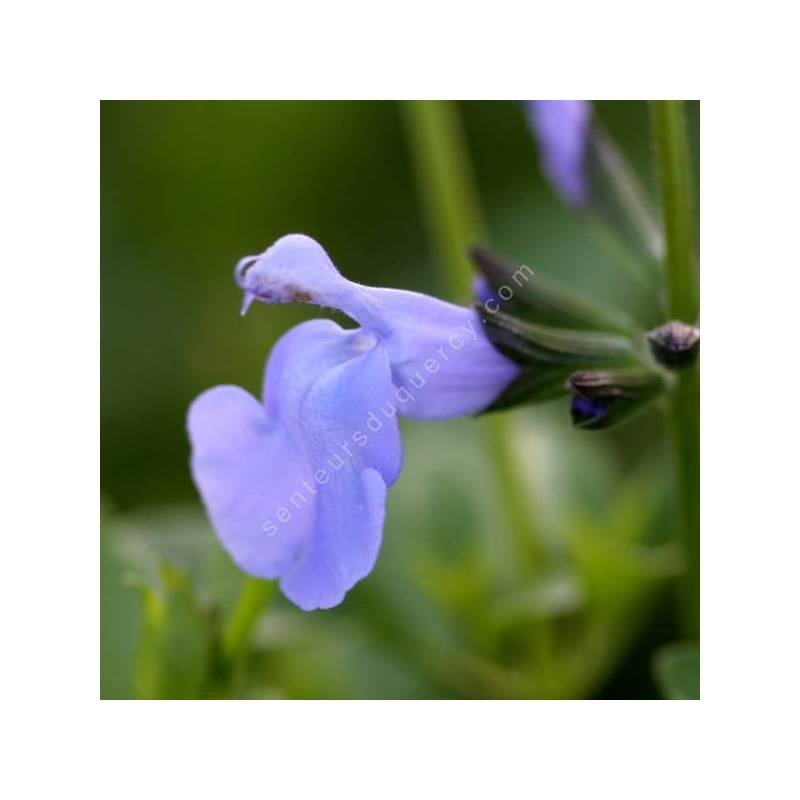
[234,255,259,285]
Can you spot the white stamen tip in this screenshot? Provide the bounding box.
[240,291,256,317]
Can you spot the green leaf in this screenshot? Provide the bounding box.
[654,642,700,700]
[100,511,142,699]
[489,569,585,627]
[135,563,214,699]
[102,504,246,698]
[111,504,243,615]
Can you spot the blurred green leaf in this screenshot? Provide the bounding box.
[489,569,584,626]
[111,504,244,616]
[253,613,443,700]
[100,510,141,699]
[550,450,679,697]
[135,563,214,700]
[102,504,244,699]
[654,642,700,699]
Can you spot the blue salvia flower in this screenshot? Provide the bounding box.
[524,100,591,206]
[187,234,519,610]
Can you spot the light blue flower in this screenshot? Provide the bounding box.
[524,100,591,206]
[188,234,518,610]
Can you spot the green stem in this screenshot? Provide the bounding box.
[652,101,700,638]
[222,577,274,667]
[651,101,698,322]
[402,100,544,573]
[401,101,484,299]
[671,366,700,637]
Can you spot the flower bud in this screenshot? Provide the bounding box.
[469,246,634,334]
[647,321,700,370]
[477,307,641,412]
[569,369,664,430]
[477,307,638,369]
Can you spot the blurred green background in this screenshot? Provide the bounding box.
[101,100,699,699]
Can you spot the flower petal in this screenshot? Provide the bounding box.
[525,100,591,206]
[235,234,350,310]
[364,293,520,420]
[187,386,313,578]
[261,318,369,426]
[189,318,402,610]
[280,467,387,610]
[238,235,519,419]
[279,340,401,609]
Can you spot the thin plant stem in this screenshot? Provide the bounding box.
[651,101,698,322]
[222,577,274,668]
[671,365,700,638]
[401,100,481,299]
[652,100,700,638]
